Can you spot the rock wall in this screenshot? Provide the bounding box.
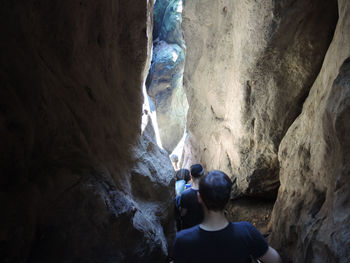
[182,0,338,196]
[0,0,174,262]
[146,0,188,153]
[269,0,350,261]
[183,0,350,262]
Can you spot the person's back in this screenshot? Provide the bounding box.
[175,169,190,196]
[173,222,268,263]
[170,154,179,170]
[172,170,282,263]
[178,188,203,229]
[178,164,205,230]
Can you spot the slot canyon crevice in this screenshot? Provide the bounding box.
[0,0,349,263]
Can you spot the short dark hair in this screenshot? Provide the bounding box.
[190,164,204,178]
[175,168,190,181]
[199,170,232,211]
[184,171,191,183]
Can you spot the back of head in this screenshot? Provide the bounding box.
[184,171,191,183]
[176,168,190,181]
[199,170,232,211]
[190,164,204,178]
[170,154,179,163]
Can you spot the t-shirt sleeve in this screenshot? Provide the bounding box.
[244,222,269,259]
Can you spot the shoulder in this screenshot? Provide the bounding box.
[232,221,256,231]
[180,188,196,199]
[231,222,269,256]
[230,222,266,242]
[181,188,195,195]
[175,225,200,243]
[176,180,185,186]
[173,226,200,261]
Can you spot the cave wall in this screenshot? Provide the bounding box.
[0,0,174,262]
[269,0,350,261]
[182,0,338,196]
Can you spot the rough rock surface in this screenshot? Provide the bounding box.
[159,0,185,47]
[179,132,200,169]
[182,0,338,196]
[269,1,350,262]
[0,0,174,262]
[226,197,274,235]
[153,0,172,40]
[147,40,187,153]
[147,0,188,153]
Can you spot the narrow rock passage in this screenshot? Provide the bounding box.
[0,0,349,262]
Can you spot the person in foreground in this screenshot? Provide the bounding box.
[171,170,282,263]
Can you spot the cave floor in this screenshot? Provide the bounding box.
[226,197,274,236]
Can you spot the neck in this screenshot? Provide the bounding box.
[191,179,199,189]
[200,209,229,231]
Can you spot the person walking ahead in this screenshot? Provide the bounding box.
[172,170,282,263]
[177,164,205,230]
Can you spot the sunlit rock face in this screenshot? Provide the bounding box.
[146,39,187,153]
[147,0,188,153]
[182,0,338,197]
[183,0,350,261]
[269,1,350,261]
[0,0,174,262]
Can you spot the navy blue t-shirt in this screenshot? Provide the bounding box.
[172,222,268,263]
[179,188,204,230]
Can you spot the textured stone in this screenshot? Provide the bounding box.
[179,132,200,169]
[269,1,350,261]
[147,41,187,153]
[147,0,188,153]
[153,0,172,40]
[159,0,185,47]
[148,40,185,96]
[226,197,274,235]
[0,0,174,262]
[182,0,338,196]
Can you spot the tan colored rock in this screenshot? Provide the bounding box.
[226,197,274,235]
[182,0,338,196]
[269,1,350,261]
[179,132,200,169]
[0,0,174,262]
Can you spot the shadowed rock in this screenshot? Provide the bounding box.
[0,0,174,262]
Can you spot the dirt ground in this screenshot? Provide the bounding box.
[225,197,275,236]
